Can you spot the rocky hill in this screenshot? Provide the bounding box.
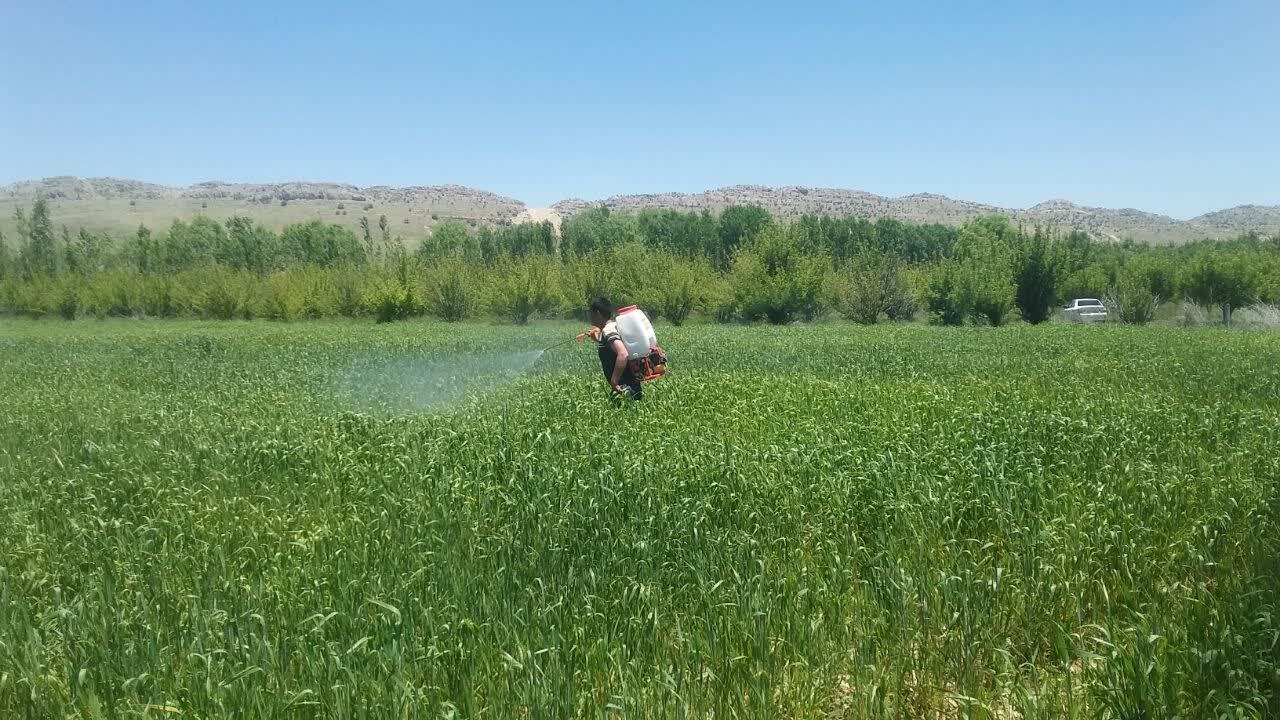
[2,177,526,215]
[552,185,1277,244]
[3,177,1276,244]
[1190,205,1280,237]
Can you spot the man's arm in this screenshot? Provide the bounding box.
[609,338,628,390]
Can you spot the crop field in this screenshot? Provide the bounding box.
[1,319,1278,719]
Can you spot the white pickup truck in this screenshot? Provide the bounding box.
[1063,298,1108,322]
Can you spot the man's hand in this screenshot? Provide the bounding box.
[612,384,628,395]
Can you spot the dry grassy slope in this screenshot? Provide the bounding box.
[0,177,526,244]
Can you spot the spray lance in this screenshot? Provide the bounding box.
[542,328,598,352]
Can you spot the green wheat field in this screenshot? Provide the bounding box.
[1,320,1278,719]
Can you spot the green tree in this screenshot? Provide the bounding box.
[926,261,968,325]
[65,227,111,274]
[730,224,829,324]
[131,224,156,274]
[1124,252,1178,302]
[359,216,375,261]
[1059,263,1111,303]
[224,216,278,273]
[61,226,74,272]
[642,253,716,325]
[952,216,1017,326]
[1182,249,1259,325]
[162,216,225,271]
[378,214,395,262]
[1013,227,1060,324]
[0,231,9,280]
[716,205,773,271]
[561,207,638,258]
[18,199,59,277]
[280,221,365,267]
[417,222,475,260]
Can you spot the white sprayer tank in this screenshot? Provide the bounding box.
[615,306,657,359]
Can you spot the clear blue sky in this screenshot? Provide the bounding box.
[2,0,1276,218]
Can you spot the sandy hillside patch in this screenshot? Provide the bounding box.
[513,207,563,236]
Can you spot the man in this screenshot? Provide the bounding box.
[588,297,642,401]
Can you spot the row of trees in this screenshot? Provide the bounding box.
[3,198,1278,325]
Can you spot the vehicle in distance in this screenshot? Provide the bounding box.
[1063,298,1108,322]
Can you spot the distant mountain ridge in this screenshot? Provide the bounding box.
[1,176,526,216]
[553,185,1279,244]
[3,177,1277,244]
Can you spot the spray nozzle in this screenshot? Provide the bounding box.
[544,329,597,353]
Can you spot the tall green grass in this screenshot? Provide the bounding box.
[0,321,1277,718]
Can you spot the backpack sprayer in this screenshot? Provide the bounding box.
[545,305,669,381]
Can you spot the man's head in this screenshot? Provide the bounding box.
[589,296,613,328]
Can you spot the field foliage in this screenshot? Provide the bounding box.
[1,321,1278,718]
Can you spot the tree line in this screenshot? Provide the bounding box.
[2,197,1278,325]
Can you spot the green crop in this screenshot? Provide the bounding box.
[1,319,1278,718]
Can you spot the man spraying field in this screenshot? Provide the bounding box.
[585,297,667,401]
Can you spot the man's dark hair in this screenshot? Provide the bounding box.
[589,297,613,318]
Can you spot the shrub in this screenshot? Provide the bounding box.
[926,262,968,326]
[487,257,561,324]
[835,260,914,324]
[1106,272,1160,325]
[54,278,79,320]
[0,278,15,315]
[261,273,307,321]
[82,272,160,318]
[927,259,1014,327]
[970,270,1015,326]
[332,267,366,318]
[422,258,474,321]
[174,269,256,320]
[1233,304,1280,328]
[1013,228,1060,324]
[883,267,917,321]
[139,275,176,318]
[79,273,127,318]
[1176,301,1209,327]
[731,226,830,324]
[363,274,419,323]
[645,254,715,326]
[200,271,241,320]
[836,266,886,324]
